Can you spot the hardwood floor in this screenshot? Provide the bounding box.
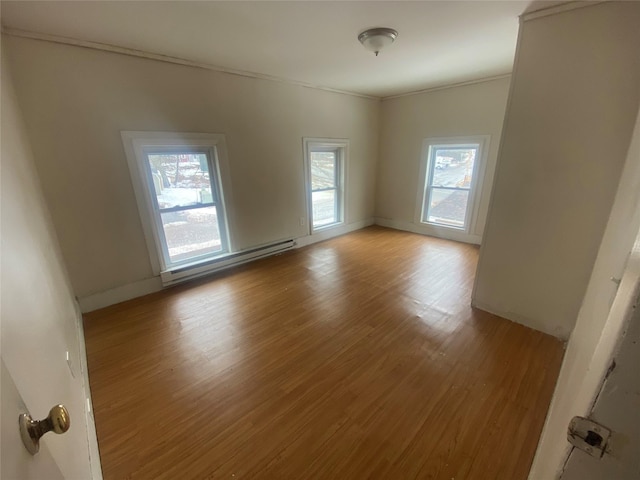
[84,226,564,479]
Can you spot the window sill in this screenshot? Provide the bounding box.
[162,251,232,275]
[420,221,468,232]
[311,221,344,234]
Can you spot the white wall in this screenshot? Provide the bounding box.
[473,2,640,339]
[3,35,380,304]
[529,103,640,479]
[375,77,511,243]
[1,52,100,479]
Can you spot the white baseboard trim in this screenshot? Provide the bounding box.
[72,301,104,479]
[471,299,570,340]
[79,219,375,313]
[295,218,374,248]
[373,217,570,338]
[374,217,482,245]
[78,276,163,313]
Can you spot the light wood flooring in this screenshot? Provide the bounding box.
[84,226,564,479]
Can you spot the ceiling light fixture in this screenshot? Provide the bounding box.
[358,27,398,56]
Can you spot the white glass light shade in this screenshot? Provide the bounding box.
[358,28,398,56]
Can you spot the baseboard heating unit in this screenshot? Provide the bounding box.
[160,239,295,286]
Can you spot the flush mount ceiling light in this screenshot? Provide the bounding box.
[358,27,398,56]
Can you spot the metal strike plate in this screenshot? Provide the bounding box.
[567,416,611,458]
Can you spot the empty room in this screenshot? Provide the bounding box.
[2,1,640,479]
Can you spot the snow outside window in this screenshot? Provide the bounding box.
[144,150,228,266]
[122,132,232,274]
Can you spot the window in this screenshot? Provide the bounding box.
[304,138,347,231]
[122,132,232,274]
[418,136,489,232]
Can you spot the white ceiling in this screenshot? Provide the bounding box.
[1,1,555,98]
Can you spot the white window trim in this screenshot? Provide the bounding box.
[121,131,236,275]
[303,137,348,234]
[414,135,490,236]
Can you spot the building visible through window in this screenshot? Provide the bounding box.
[304,138,348,232]
[423,146,477,228]
[418,136,489,234]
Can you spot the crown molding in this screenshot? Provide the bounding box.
[382,73,512,101]
[520,1,607,22]
[1,27,378,101]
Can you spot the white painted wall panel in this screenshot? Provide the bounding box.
[376,77,510,243]
[473,2,640,339]
[3,36,380,301]
[1,52,100,478]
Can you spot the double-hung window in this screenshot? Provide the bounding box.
[417,136,489,233]
[304,138,347,231]
[122,132,232,274]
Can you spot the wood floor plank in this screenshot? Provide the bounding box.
[84,226,564,479]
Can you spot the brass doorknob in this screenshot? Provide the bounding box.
[19,405,70,455]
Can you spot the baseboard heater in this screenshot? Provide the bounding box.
[160,239,296,286]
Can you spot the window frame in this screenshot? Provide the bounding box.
[121,132,235,275]
[415,135,490,235]
[303,138,348,233]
